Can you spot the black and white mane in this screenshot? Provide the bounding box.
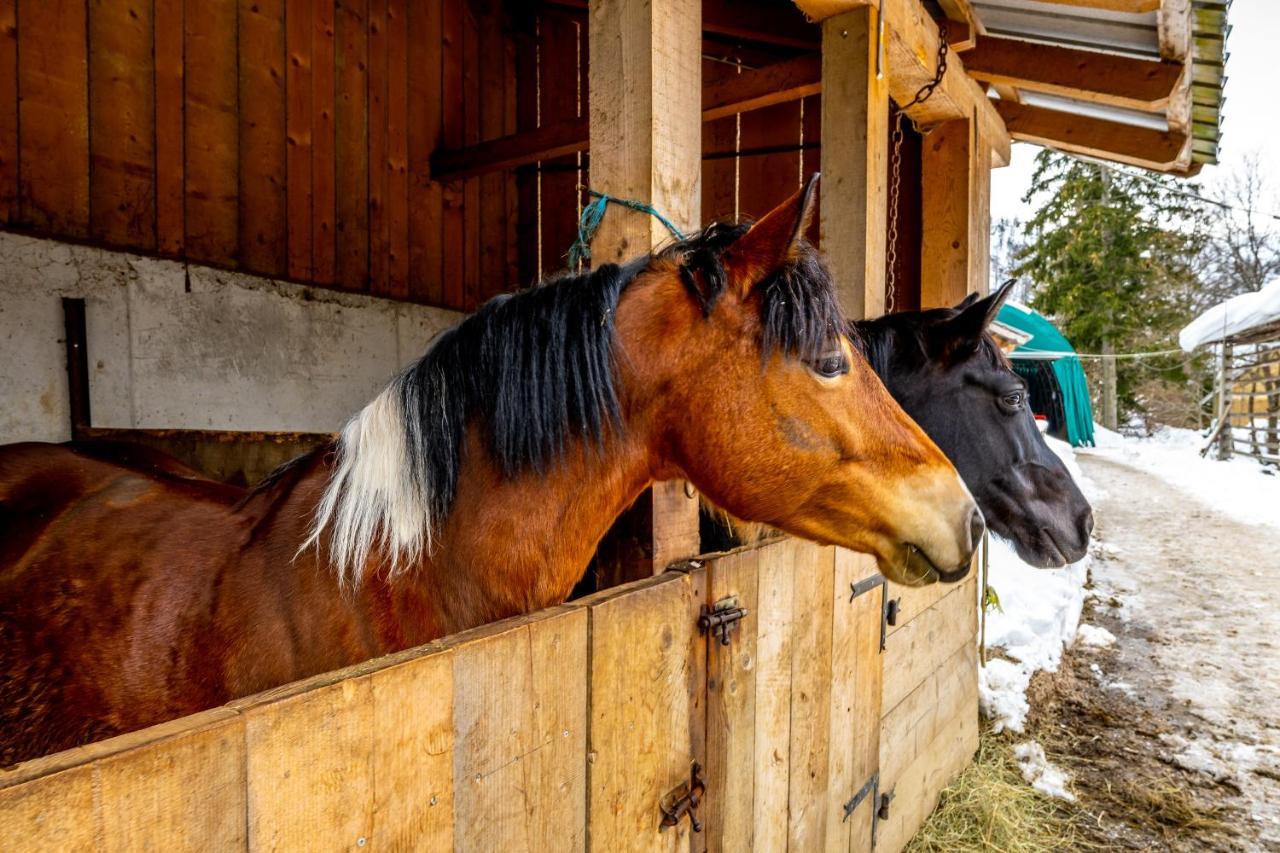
[306,222,845,584]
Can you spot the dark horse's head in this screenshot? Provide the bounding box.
[854,282,1093,567]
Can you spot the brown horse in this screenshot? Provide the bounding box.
[0,179,981,763]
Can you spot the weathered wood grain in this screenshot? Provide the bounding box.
[239,0,288,276]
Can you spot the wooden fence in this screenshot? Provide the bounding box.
[1219,339,1280,465]
[0,538,978,852]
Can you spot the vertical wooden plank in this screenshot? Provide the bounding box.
[737,101,802,223]
[820,4,888,320]
[96,721,247,850]
[704,548,760,852]
[370,653,455,850]
[514,20,539,287]
[384,0,409,296]
[407,0,443,302]
[752,539,796,851]
[312,0,337,283]
[366,0,388,294]
[537,10,582,277]
[834,549,884,853]
[184,0,239,264]
[440,0,464,308]
[154,0,185,254]
[969,129,992,297]
[335,0,369,290]
[239,0,287,276]
[787,543,835,851]
[701,58,738,225]
[286,0,314,280]
[245,679,375,849]
[919,118,971,309]
[476,0,506,304]
[452,609,587,851]
[17,0,89,236]
[461,4,480,308]
[802,93,822,246]
[587,572,703,851]
[89,0,156,248]
[0,0,16,223]
[501,14,519,297]
[589,0,703,574]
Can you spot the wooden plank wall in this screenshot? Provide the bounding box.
[0,539,916,852]
[0,0,573,312]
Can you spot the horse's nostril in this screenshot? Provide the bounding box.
[1082,510,1095,539]
[968,507,986,551]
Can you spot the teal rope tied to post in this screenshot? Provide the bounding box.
[567,190,685,269]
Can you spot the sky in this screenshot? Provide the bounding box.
[990,0,1280,226]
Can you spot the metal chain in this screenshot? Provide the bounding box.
[885,23,948,314]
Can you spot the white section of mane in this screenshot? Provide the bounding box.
[302,386,430,587]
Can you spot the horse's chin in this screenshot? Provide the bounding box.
[880,544,971,588]
[998,525,1087,569]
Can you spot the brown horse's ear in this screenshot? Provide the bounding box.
[723,173,819,297]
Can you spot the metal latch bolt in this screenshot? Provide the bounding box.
[698,596,748,646]
[660,762,707,832]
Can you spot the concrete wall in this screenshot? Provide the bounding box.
[0,232,462,443]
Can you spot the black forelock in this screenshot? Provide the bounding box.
[391,218,846,525]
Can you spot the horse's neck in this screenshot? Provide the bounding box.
[254,430,657,650]
[422,428,655,634]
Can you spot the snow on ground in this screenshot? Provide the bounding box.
[1088,424,1280,530]
[1013,741,1076,802]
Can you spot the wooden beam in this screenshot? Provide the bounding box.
[702,54,821,122]
[820,5,889,319]
[994,100,1188,170]
[588,0,702,572]
[964,35,1183,111]
[935,0,980,51]
[1033,0,1160,12]
[432,54,822,182]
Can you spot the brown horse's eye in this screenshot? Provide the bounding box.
[811,353,849,379]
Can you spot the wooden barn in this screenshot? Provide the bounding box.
[0,0,1227,850]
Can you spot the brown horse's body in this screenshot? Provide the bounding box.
[0,429,662,761]
[0,181,982,763]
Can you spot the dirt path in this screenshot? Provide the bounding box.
[1038,452,1280,850]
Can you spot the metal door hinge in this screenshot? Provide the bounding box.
[660,762,707,832]
[699,596,748,646]
[849,574,893,651]
[843,772,879,821]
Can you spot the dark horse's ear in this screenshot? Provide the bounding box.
[723,173,819,298]
[935,279,1017,359]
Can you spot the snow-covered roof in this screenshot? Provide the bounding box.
[1179,277,1280,351]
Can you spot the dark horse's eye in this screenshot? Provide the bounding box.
[1000,391,1026,411]
[811,353,849,379]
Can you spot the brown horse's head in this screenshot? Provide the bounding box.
[613,176,982,585]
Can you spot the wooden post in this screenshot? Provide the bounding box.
[820,5,889,320]
[1102,337,1119,432]
[919,119,969,308]
[1216,342,1232,460]
[588,0,702,572]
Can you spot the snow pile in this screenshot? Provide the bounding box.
[1013,741,1076,801]
[1074,624,1116,648]
[978,436,1093,734]
[1179,275,1280,350]
[1089,425,1280,530]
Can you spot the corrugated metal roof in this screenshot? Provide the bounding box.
[970,0,1230,168]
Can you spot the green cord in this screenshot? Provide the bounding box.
[567,190,685,269]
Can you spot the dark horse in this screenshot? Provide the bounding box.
[704,281,1093,567]
[0,180,982,764]
[854,280,1093,566]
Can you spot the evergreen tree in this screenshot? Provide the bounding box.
[1013,150,1208,424]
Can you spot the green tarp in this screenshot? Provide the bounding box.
[997,302,1096,448]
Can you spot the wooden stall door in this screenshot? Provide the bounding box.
[585,568,708,853]
[702,541,885,852]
